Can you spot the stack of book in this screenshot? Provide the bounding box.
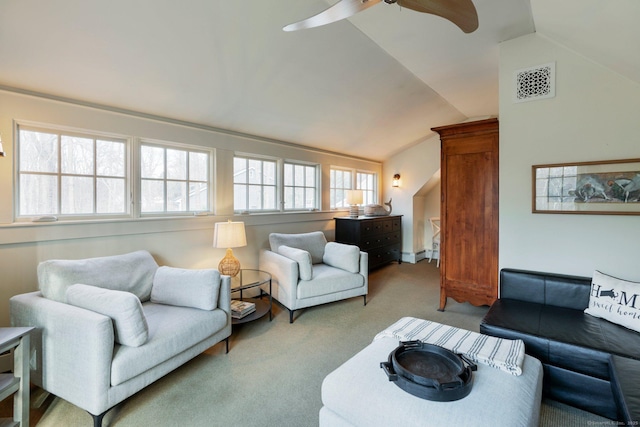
[231,300,256,319]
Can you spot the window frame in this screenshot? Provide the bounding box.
[283,160,320,211]
[15,122,132,222]
[329,167,378,209]
[138,139,214,217]
[233,154,279,213]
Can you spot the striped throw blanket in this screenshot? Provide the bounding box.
[374,317,525,376]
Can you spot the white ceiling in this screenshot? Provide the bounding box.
[0,1,637,161]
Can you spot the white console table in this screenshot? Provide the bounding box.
[0,327,34,427]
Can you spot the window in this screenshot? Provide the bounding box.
[17,126,128,218]
[233,156,277,212]
[330,168,352,209]
[140,142,210,214]
[284,162,318,210]
[330,167,378,209]
[357,171,377,205]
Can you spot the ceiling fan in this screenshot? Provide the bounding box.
[283,0,479,33]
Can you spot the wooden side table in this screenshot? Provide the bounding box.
[0,327,34,427]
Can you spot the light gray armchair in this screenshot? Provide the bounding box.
[259,231,368,323]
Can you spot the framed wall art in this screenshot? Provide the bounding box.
[532,158,640,215]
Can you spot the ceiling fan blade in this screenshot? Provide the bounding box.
[396,0,479,33]
[283,0,383,32]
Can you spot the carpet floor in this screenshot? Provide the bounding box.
[33,261,612,426]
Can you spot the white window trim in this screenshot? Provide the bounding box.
[137,138,215,217]
[283,159,320,212]
[233,154,280,213]
[14,120,133,222]
[329,166,378,209]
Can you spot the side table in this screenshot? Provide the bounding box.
[0,327,34,427]
[230,269,272,325]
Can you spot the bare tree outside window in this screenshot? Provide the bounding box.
[18,128,127,217]
[140,143,210,214]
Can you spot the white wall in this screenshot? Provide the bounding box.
[499,34,640,280]
[382,135,442,260]
[0,89,381,326]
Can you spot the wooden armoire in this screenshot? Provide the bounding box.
[432,118,499,311]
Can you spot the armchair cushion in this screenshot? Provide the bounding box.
[38,250,159,303]
[269,231,327,264]
[278,245,313,281]
[66,284,149,347]
[150,266,221,311]
[323,242,360,274]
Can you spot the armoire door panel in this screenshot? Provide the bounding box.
[433,118,499,311]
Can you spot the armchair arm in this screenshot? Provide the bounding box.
[359,251,369,277]
[10,291,115,415]
[218,275,231,322]
[259,249,299,310]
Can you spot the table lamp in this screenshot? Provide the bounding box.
[213,220,247,277]
[345,190,363,218]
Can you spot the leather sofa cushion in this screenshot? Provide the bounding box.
[481,299,640,379]
[500,268,591,310]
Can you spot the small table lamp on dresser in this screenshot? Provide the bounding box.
[213,220,247,277]
[345,190,363,218]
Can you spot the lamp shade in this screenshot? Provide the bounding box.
[345,190,363,205]
[213,220,247,249]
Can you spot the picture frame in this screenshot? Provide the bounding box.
[532,158,640,215]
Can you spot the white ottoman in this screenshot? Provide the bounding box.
[320,337,543,427]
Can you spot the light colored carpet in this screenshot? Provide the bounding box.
[34,261,612,426]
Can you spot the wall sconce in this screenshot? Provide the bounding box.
[345,189,363,218]
[0,134,5,157]
[392,174,401,187]
[213,220,247,277]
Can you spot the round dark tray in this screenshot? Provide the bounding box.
[380,341,477,401]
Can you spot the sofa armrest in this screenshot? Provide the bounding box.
[259,249,299,310]
[10,291,115,414]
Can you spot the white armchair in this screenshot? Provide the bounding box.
[259,231,368,323]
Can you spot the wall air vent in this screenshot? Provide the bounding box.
[513,62,555,103]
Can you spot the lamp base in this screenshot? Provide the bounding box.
[349,204,359,218]
[218,248,241,277]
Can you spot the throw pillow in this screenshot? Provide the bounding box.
[278,245,313,281]
[151,266,221,310]
[323,242,360,274]
[38,250,159,303]
[584,270,640,333]
[66,284,149,347]
[269,232,327,264]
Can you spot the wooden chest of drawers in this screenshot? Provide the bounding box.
[334,215,402,270]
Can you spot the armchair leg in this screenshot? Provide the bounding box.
[225,337,229,354]
[90,409,109,427]
[289,309,295,324]
[363,295,367,306]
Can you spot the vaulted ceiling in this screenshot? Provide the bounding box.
[0,1,638,161]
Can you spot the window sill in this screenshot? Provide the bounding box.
[0,210,349,245]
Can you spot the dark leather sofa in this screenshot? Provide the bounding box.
[480,268,640,423]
